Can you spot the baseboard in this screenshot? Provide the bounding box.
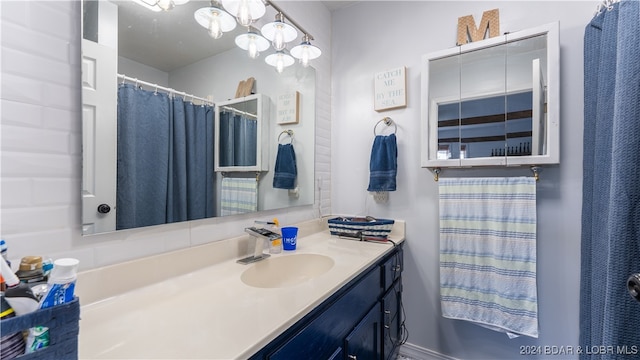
[399,342,462,360]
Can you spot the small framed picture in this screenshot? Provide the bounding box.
[374,66,407,111]
[277,91,300,125]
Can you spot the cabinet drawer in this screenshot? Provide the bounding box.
[268,266,381,360]
[382,282,400,325]
[381,247,403,291]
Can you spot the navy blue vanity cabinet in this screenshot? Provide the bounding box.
[344,303,381,359]
[249,243,404,360]
[328,347,344,359]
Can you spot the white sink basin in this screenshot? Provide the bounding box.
[241,254,335,288]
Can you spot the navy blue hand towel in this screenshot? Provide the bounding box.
[273,143,297,189]
[367,134,397,192]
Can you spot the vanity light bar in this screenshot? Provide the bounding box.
[207,0,320,68]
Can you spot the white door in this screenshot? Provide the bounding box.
[81,39,117,235]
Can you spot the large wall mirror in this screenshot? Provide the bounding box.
[421,22,559,169]
[81,0,316,235]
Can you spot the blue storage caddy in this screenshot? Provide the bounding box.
[328,217,394,238]
[0,297,80,359]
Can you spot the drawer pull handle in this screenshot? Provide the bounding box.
[384,324,390,329]
[384,310,391,314]
[392,265,401,271]
[348,355,357,360]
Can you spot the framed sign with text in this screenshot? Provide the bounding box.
[374,66,407,111]
[277,91,300,125]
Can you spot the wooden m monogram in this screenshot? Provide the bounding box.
[456,9,500,45]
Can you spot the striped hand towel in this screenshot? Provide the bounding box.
[439,177,538,338]
[221,177,258,216]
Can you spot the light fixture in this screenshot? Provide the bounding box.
[157,0,175,11]
[195,0,323,65]
[235,27,270,59]
[221,0,266,27]
[260,12,297,51]
[194,1,237,39]
[132,0,189,12]
[265,51,294,73]
[290,34,321,67]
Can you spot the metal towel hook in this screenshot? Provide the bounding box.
[530,166,541,182]
[278,130,294,144]
[374,117,397,136]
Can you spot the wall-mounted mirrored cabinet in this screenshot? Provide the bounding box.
[421,22,559,168]
[215,94,270,172]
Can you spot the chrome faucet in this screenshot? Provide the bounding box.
[237,227,281,264]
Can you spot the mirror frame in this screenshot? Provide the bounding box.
[420,22,560,168]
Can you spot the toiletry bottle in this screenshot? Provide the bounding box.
[16,255,46,285]
[39,258,78,309]
[1,239,10,267]
[0,257,39,316]
[269,218,282,254]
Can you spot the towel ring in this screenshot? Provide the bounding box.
[374,117,397,136]
[278,130,294,144]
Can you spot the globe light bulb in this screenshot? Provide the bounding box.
[276,56,285,73]
[300,46,310,67]
[237,0,252,26]
[157,0,174,11]
[272,25,285,51]
[248,37,259,58]
[208,16,223,39]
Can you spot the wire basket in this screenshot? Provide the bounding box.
[0,297,80,359]
[328,217,394,239]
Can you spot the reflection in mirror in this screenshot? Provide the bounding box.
[219,100,259,168]
[459,42,507,160]
[422,22,558,168]
[81,0,316,235]
[216,95,266,170]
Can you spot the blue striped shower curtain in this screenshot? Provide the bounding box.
[580,1,640,358]
[116,84,214,230]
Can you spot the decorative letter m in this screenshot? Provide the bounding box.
[456,9,500,45]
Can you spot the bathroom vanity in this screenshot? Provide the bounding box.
[77,218,405,359]
[249,240,403,360]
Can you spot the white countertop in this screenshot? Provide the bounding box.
[78,219,405,359]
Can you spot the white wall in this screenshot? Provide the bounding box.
[331,1,591,359]
[118,56,169,87]
[0,0,331,271]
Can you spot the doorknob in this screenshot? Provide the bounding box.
[627,273,640,303]
[97,204,111,214]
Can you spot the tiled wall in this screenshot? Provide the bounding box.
[0,1,332,270]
